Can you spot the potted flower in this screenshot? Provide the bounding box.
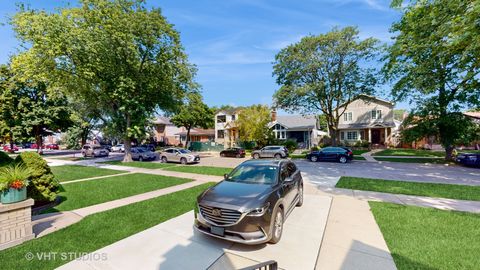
[0,164,32,204]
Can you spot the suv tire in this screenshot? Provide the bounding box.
[161,156,168,163]
[253,153,260,159]
[296,185,304,207]
[138,156,143,162]
[180,157,187,165]
[310,155,318,162]
[339,156,347,164]
[274,153,281,159]
[269,208,284,244]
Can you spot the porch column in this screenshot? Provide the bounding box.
[384,128,388,144]
[368,128,372,143]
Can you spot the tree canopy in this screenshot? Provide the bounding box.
[384,0,480,159]
[272,26,380,145]
[12,0,197,161]
[237,105,273,147]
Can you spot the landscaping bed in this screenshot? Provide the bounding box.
[0,183,214,270]
[51,165,124,182]
[163,165,233,176]
[44,173,191,212]
[101,160,176,169]
[370,202,480,270]
[336,176,480,201]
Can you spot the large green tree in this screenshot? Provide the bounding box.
[170,93,214,148]
[237,105,273,147]
[0,65,22,152]
[12,0,196,161]
[385,0,480,160]
[273,27,380,145]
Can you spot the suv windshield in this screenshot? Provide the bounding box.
[178,149,191,154]
[226,164,278,185]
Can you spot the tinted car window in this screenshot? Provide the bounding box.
[165,149,173,153]
[226,164,278,185]
[280,164,289,181]
[179,149,191,154]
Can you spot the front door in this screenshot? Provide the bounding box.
[371,130,381,144]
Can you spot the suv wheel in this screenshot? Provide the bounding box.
[339,156,347,164]
[310,155,318,162]
[269,208,284,244]
[161,156,168,163]
[274,153,281,159]
[296,185,304,207]
[253,153,260,159]
[236,154,241,158]
[138,156,143,162]
[220,153,225,157]
[180,157,187,165]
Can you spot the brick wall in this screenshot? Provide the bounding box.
[0,199,35,251]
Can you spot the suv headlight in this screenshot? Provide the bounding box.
[247,202,270,217]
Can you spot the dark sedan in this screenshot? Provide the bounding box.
[195,159,303,245]
[306,146,353,163]
[456,153,480,168]
[220,147,246,158]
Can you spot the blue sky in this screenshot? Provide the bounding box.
[0,0,408,111]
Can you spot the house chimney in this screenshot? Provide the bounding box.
[271,109,277,122]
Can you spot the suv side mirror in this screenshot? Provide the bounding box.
[284,176,294,183]
[223,173,229,179]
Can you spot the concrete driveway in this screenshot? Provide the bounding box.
[296,160,480,187]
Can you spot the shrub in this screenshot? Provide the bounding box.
[0,151,13,167]
[14,152,59,202]
[283,140,298,153]
[311,146,320,151]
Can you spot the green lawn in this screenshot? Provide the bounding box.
[374,157,449,164]
[370,202,480,270]
[51,156,89,161]
[373,149,444,157]
[290,154,306,159]
[51,165,124,182]
[336,176,480,201]
[46,173,191,212]
[353,156,366,160]
[163,165,233,176]
[0,183,213,270]
[352,149,369,155]
[101,160,176,169]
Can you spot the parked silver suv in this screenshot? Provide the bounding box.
[251,146,289,159]
[159,148,200,164]
[81,144,109,158]
[131,147,157,161]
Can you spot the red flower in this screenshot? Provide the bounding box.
[10,180,24,190]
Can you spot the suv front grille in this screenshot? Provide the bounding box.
[199,205,242,226]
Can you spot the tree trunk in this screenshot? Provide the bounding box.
[122,114,133,162]
[185,127,191,149]
[328,125,338,146]
[445,145,455,161]
[9,130,15,153]
[35,129,43,155]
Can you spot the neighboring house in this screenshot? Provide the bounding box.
[268,111,324,149]
[175,128,215,146]
[336,95,396,146]
[215,108,241,147]
[463,111,480,149]
[152,116,183,146]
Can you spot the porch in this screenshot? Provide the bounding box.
[339,127,392,145]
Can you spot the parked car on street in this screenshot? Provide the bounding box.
[251,146,289,159]
[306,147,353,163]
[195,159,303,245]
[81,144,109,158]
[45,144,59,150]
[111,144,125,152]
[2,144,19,152]
[22,142,33,149]
[220,147,246,158]
[131,147,157,161]
[100,144,112,152]
[159,148,200,164]
[140,144,155,152]
[456,153,480,168]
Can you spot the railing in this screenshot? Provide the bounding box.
[238,260,278,270]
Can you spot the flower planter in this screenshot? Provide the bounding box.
[0,187,27,204]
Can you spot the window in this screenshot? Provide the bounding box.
[347,131,358,140]
[343,112,353,121]
[231,115,236,121]
[371,110,382,120]
[340,132,345,140]
[217,130,225,138]
[217,115,226,123]
[273,124,287,140]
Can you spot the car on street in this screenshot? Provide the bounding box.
[194,159,303,245]
[251,146,289,159]
[220,147,246,158]
[81,144,109,158]
[140,144,156,152]
[100,144,112,152]
[456,153,480,168]
[45,144,59,150]
[131,147,157,161]
[159,148,200,164]
[111,144,125,152]
[2,144,19,152]
[22,142,33,149]
[306,146,353,163]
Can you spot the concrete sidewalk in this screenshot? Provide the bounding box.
[57,195,331,270]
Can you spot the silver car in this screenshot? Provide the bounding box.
[160,148,200,164]
[251,146,289,159]
[131,147,157,161]
[82,144,109,158]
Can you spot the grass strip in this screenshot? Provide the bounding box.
[163,165,233,176]
[100,160,176,169]
[51,165,124,182]
[374,157,448,164]
[370,202,480,270]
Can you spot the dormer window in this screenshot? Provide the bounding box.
[371,110,382,120]
[343,112,353,122]
[217,115,226,123]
